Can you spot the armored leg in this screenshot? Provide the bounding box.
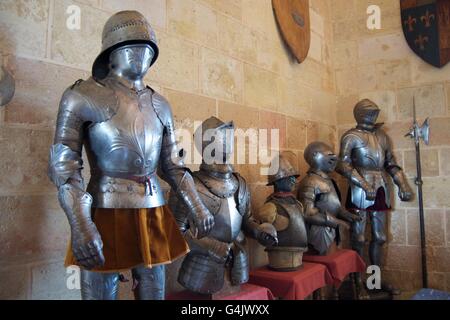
[80,269,120,300]
[369,211,387,267]
[131,265,165,300]
[350,211,370,299]
[351,210,367,257]
[369,211,400,295]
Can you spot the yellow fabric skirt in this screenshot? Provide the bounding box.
[64,206,189,272]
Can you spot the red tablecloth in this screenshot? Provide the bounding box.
[303,249,366,286]
[248,262,333,300]
[166,283,274,300]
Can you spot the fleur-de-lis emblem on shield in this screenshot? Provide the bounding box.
[415,34,429,50]
[401,0,450,68]
[420,9,436,27]
[404,15,417,31]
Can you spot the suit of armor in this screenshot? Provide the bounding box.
[255,154,336,271]
[337,99,412,294]
[170,117,270,295]
[47,11,213,300]
[298,142,360,255]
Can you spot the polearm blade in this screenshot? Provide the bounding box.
[405,97,429,288]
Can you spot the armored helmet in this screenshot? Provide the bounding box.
[304,141,337,173]
[353,99,380,126]
[194,116,235,163]
[267,153,299,186]
[92,11,159,80]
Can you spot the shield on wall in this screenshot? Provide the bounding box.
[400,0,450,68]
[272,0,310,63]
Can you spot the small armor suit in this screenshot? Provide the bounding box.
[169,117,274,295]
[47,11,214,300]
[254,154,336,271]
[337,99,413,295]
[298,142,360,256]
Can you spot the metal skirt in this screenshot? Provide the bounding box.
[64,206,189,272]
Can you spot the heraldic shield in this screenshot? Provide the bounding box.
[401,0,450,68]
[272,0,310,63]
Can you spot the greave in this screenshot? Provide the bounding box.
[132,265,165,300]
[80,269,120,300]
[369,241,383,267]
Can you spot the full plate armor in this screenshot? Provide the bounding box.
[169,117,270,295]
[48,11,213,300]
[337,99,412,295]
[298,142,360,255]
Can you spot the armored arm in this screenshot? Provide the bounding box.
[48,85,104,270]
[336,131,376,200]
[232,174,277,246]
[167,189,190,233]
[186,232,232,264]
[383,133,413,201]
[303,212,338,228]
[298,178,339,228]
[155,94,214,238]
[298,181,319,217]
[235,173,257,238]
[337,207,362,223]
[250,202,279,247]
[167,182,229,262]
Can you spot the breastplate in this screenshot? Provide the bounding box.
[208,197,243,243]
[85,84,165,208]
[351,131,385,171]
[273,199,308,248]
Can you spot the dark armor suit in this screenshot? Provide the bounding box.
[337,99,412,295]
[298,142,360,255]
[170,117,271,295]
[48,11,214,300]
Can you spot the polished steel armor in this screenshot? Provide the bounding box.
[254,155,307,271]
[337,99,412,209]
[298,142,360,255]
[265,194,308,248]
[267,153,299,186]
[48,11,214,300]
[337,99,412,295]
[170,117,269,295]
[170,169,251,294]
[338,127,395,209]
[93,11,159,80]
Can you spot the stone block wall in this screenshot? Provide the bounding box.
[1,0,448,300]
[0,0,336,299]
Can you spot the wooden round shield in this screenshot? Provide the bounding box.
[272,0,310,63]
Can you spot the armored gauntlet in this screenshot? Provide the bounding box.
[49,144,105,269]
